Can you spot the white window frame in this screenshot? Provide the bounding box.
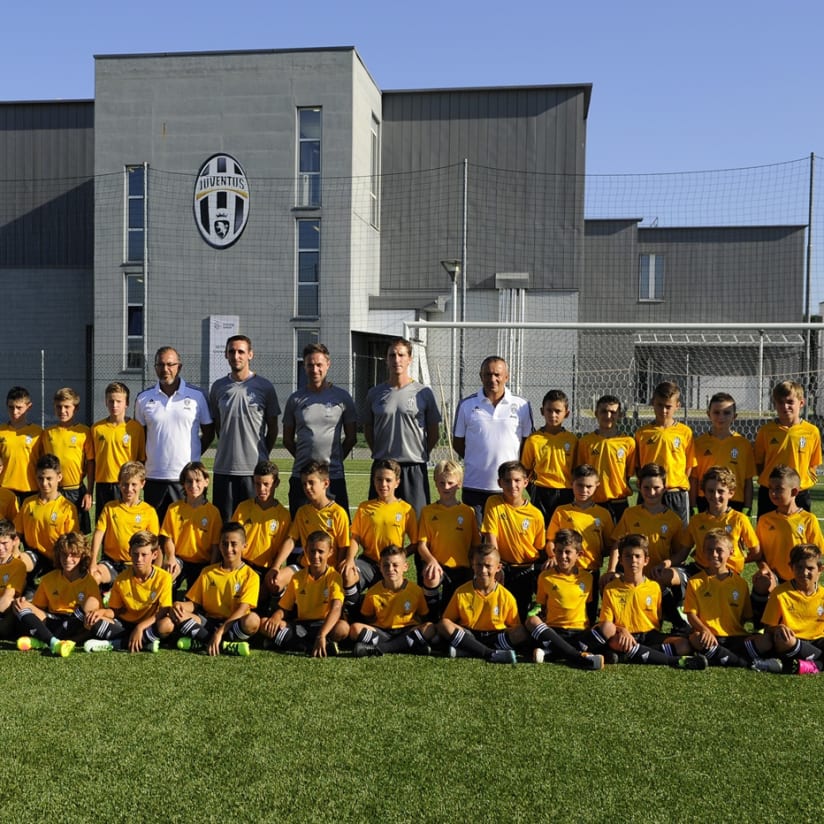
[639,253,664,302]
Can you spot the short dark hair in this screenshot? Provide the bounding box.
[36,453,61,474]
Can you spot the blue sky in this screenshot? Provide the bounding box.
[5,0,822,174]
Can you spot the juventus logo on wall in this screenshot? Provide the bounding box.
[193,154,250,249]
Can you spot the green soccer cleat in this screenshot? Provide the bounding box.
[176,637,203,651]
[221,641,250,657]
[17,636,48,652]
[677,654,708,670]
[145,639,160,653]
[83,639,114,653]
[52,639,75,658]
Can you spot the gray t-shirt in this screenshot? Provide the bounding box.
[282,384,356,479]
[364,380,441,463]
[209,373,280,475]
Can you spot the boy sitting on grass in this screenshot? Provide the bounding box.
[349,544,435,657]
[0,519,26,637]
[437,544,526,664]
[170,521,260,656]
[260,530,349,657]
[83,530,173,653]
[13,531,100,658]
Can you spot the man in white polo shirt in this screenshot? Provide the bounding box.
[135,346,214,521]
[453,355,533,524]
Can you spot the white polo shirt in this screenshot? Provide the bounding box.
[453,388,533,491]
[135,378,212,481]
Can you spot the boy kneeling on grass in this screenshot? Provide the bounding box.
[260,530,349,657]
[170,521,260,657]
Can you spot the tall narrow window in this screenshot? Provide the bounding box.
[126,273,145,369]
[126,165,145,262]
[297,107,321,207]
[639,254,664,302]
[297,219,320,317]
[370,115,380,228]
[295,328,320,389]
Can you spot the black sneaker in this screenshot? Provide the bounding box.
[677,654,708,670]
[751,657,783,674]
[353,641,382,658]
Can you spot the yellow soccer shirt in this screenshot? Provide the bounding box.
[359,579,428,630]
[32,569,100,615]
[43,424,94,488]
[95,500,160,564]
[109,564,173,623]
[288,501,350,567]
[186,562,260,620]
[351,498,418,563]
[598,576,662,634]
[91,418,146,483]
[756,509,824,582]
[762,581,824,640]
[0,423,42,493]
[535,568,593,630]
[634,422,696,490]
[612,505,683,571]
[521,428,577,488]
[676,509,758,575]
[442,580,520,631]
[231,499,291,569]
[15,495,79,558]
[754,420,822,490]
[692,431,755,505]
[683,571,752,637]
[577,432,636,502]
[161,500,222,564]
[0,487,19,522]
[547,503,614,571]
[278,565,343,622]
[0,555,27,597]
[481,495,545,565]
[418,501,480,568]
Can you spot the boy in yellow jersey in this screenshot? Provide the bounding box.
[260,530,348,657]
[546,463,614,620]
[675,466,759,576]
[15,454,79,583]
[417,459,480,615]
[0,386,42,503]
[691,393,754,514]
[91,381,146,510]
[577,395,636,525]
[749,543,824,674]
[0,519,26,637]
[230,460,291,611]
[751,465,824,621]
[592,534,706,668]
[437,543,526,663]
[349,544,435,657]
[481,460,546,619]
[265,461,349,596]
[43,387,94,533]
[634,381,695,527]
[160,461,222,590]
[340,459,417,611]
[172,521,260,656]
[521,389,577,526]
[525,529,604,669]
[90,461,159,586]
[83,530,173,653]
[13,531,100,657]
[754,380,821,519]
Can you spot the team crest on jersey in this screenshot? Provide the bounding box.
[796,525,805,535]
[395,514,402,523]
[493,605,500,616]
[645,596,652,607]
[70,435,77,445]
[457,516,464,526]
[406,398,418,414]
[25,436,33,446]
[595,518,601,527]
[184,399,192,409]
[150,590,157,601]
[233,582,241,594]
[730,448,739,459]
[326,518,333,528]
[269,521,278,534]
[617,448,625,459]
[200,518,208,528]
[725,525,732,533]
[521,519,530,531]
[578,582,586,592]
[78,592,85,602]
[800,437,807,449]
[673,437,681,449]
[564,442,571,453]
[50,512,57,523]
[323,588,329,599]
[122,434,131,446]
[404,600,412,612]
[818,606,824,617]
[732,589,739,601]
[194,153,250,249]
[135,515,142,524]
[661,525,669,534]
[1,574,7,584]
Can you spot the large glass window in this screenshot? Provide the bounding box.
[126,273,144,369]
[297,107,321,207]
[297,219,320,317]
[639,254,664,302]
[126,165,145,262]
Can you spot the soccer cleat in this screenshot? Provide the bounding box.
[176,637,203,651]
[793,659,820,675]
[145,639,160,653]
[325,641,339,657]
[221,641,250,657]
[448,645,470,659]
[580,653,604,671]
[410,642,432,657]
[603,651,620,666]
[353,641,382,658]
[487,649,517,665]
[17,636,48,652]
[52,640,75,658]
[84,639,114,653]
[533,647,548,664]
[751,657,783,674]
[677,654,708,670]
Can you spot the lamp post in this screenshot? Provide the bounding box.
[440,259,461,423]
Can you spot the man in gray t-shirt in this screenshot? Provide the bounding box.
[209,335,280,520]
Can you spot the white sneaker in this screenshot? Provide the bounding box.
[83,639,114,653]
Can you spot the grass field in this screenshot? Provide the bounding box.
[5,459,824,822]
